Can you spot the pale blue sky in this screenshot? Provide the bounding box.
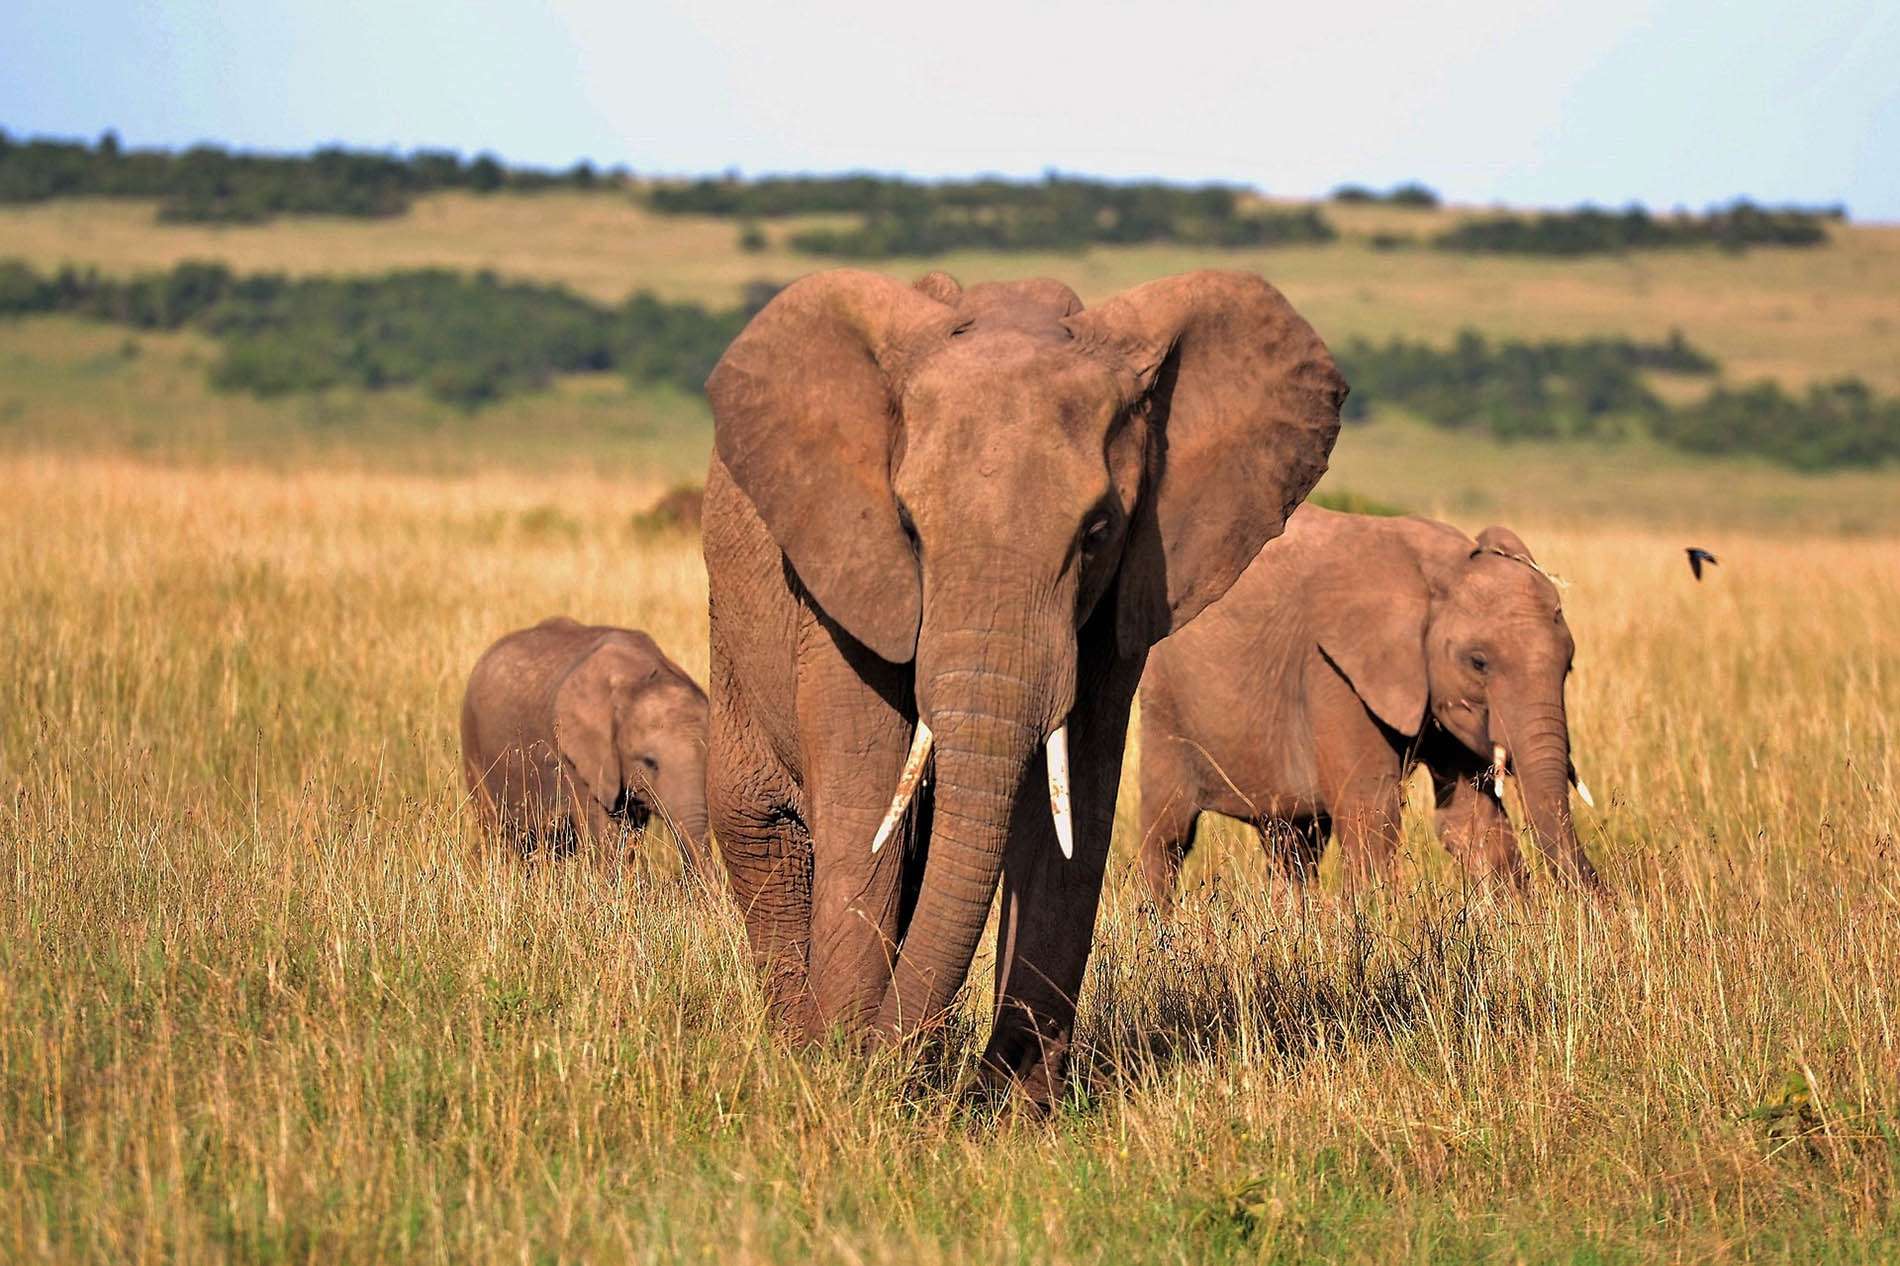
[6,0,1897,219]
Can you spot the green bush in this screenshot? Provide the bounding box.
[5,257,1894,467]
[0,259,56,313]
[1655,378,1900,470]
[1386,183,1440,209]
[1434,200,1837,255]
[653,172,1337,255]
[1331,183,1439,209]
[1334,327,1899,469]
[0,129,616,223]
[0,258,758,410]
[1335,329,1717,438]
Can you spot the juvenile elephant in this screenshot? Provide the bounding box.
[1137,507,1602,906]
[703,267,1345,1105]
[461,617,714,878]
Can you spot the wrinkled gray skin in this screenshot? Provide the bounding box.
[1137,507,1602,906]
[702,267,1346,1107]
[461,617,714,878]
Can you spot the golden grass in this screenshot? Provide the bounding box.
[3,452,1897,1262]
[6,193,1900,390]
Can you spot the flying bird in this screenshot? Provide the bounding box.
[1685,547,1718,580]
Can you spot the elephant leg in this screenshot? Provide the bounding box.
[982,637,1143,1110]
[806,818,911,1038]
[1136,769,1200,914]
[713,799,813,1032]
[1330,780,1405,895]
[464,757,503,850]
[578,796,618,859]
[1431,768,1528,891]
[801,626,917,1039]
[617,805,652,867]
[1258,815,1324,888]
[1306,813,1333,879]
[672,826,716,884]
[708,699,815,1037]
[1313,725,1404,894]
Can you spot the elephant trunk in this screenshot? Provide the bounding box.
[671,793,715,883]
[645,756,714,883]
[1501,696,1600,888]
[875,604,1070,1040]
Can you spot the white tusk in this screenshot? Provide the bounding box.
[1574,776,1595,808]
[1046,724,1074,860]
[1492,743,1508,774]
[871,720,934,854]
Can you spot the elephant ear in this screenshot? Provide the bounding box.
[1069,271,1347,655]
[553,648,628,811]
[706,269,957,664]
[1307,518,1432,736]
[1476,525,1536,562]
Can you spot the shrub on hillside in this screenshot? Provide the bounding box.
[0,258,760,410]
[5,258,1894,468]
[1434,199,1837,255]
[629,484,706,537]
[1655,378,1900,470]
[1335,329,1718,439]
[1331,183,1440,209]
[0,129,615,223]
[652,172,1337,255]
[1386,183,1440,209]
[786,203,1334,257]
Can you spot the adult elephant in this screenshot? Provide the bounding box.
[1136,507,1603,907]
[702,268,1346,1104]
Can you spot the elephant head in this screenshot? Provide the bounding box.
[555,643,715,879]
[707,268,1345,1038]
[1309,516,1598,886]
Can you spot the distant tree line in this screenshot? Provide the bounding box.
[1337,329,1716,437]
[0,259,759,408]
[1432,200,1843,255]
[0,129,615,223]
[1654,379,1900,471]
[4,257,1894,466]
[649,172,1338,254]
[0,133,1855,260]
[1330,182,1440,208]
[1336,328,1900,468]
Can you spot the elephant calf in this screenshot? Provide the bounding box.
[1137,506,1601,905]
[461,617,714,878]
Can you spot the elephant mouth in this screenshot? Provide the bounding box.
[604,786,648,823]
[868,716,1076,860]
[1489,742,1590,800]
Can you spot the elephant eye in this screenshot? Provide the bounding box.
[1081,515,1112,553]
[641,756,658,771]
[1468,652,1488,674]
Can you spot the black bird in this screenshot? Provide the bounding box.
[1685,547,1718,580]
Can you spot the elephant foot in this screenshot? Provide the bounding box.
[958,1069,1053,1123]
[978,1011,1071,1116]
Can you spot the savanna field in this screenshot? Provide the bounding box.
[2,192,1899,1262]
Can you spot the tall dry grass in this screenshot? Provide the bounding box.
[2,454,1897,1262]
